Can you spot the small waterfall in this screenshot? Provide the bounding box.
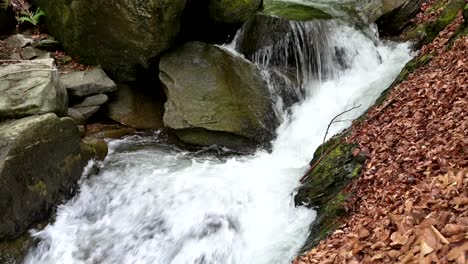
[24,16,412,264]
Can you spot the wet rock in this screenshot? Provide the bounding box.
[105,84,164,130]
[85,123,136,139]
[67,108,86,125]
[73,106,100,119]
[160,42,278,149]
[376,0,423,36]
[35,0,186,81]
[32,37,61,52]
[0,58,68,119]
[0,113,84,240]
[262,1,332,21]
[81,137,108,161]
[208,0,262,25]
[72,94,109,108]
[61,68,117,98]
[294,133,365,252]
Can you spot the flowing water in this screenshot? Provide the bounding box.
[25,19,412,264]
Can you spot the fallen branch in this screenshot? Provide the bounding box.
[320,104,361,157]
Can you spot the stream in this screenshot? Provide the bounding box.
[24,18,412,264]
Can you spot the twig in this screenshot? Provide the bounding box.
[320,104,361,157]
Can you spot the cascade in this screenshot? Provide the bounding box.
[24,16,412,264]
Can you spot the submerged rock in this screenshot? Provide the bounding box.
[34,0,186,81]
[0,59,68,119]
[0,113,84,240]
[105,84,165,130]
[160,42,278,149]
[61,68,117,98]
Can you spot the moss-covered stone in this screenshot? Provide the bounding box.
[0,232,33,264]
[295,134,362,207]
[33,0,186,82]
[373,54,432,107]
[160,42,278,149]
[208,0,262,24]
[262,1,332,21]
[294,132,365,252]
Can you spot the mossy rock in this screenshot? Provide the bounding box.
[0,233,33,264]
[208,0,262,24]
[262,1,332,21]
[294,133,365,252]
[33,0,186,82]
[294,134,362,207]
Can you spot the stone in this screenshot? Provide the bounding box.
[85,123,136,139]
[5,34,33,49]
[0,113,84,240]
[262,1,332,21]
[0,59,68,119]
[208,0,262,25]
[67,108,86,125]
[34,0,186,81]
[60,68,117,98]
[105,84,164,130]
[32,38,61,52]
[376,0,423,36]
[20,46,48,60]
[73,106,100,119]
[160,42,278,149]
[72,94,109,108]
[81,137,108,161]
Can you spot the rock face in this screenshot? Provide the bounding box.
[105,84,165,130]
[0,59,68,119]
[0,6,16,36]
[208,0,262,24]
[60,68,117,98]
[376,0,423,36]
[160,42,277,149]
[34,0,187,81]
[0,113,84,240]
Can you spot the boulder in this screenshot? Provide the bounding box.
[208,0,262,25]
[262,1,332,21]
[34,0,187,81]
[72,94,109,108]
[0,113,84,240]
[376,0,423,36]
[105,84,164,130]
[73,106,100,120]
[5,34,33,49]
[67,108,86,125]
[80,137,108,161]
[60,68,117,98]
[160,42,278,149]
[0,59,68,119]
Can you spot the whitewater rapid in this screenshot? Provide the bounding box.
[24,22,412,264]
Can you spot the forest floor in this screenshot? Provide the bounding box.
[294,2,467,264]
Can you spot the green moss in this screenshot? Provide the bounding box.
[0,233,33,263]
[27,181,47,197]
[263,1,332,21]
[423,0,465,45]
[425,0,449,14]
[300,192,348,252]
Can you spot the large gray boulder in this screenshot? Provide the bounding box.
[34,0,187,81]
[160,42,278,149]
[105,84,164,130]
[0,113,84,240]
[61,68,117,98]
[208,0,262,25]
[0,59,68,119]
